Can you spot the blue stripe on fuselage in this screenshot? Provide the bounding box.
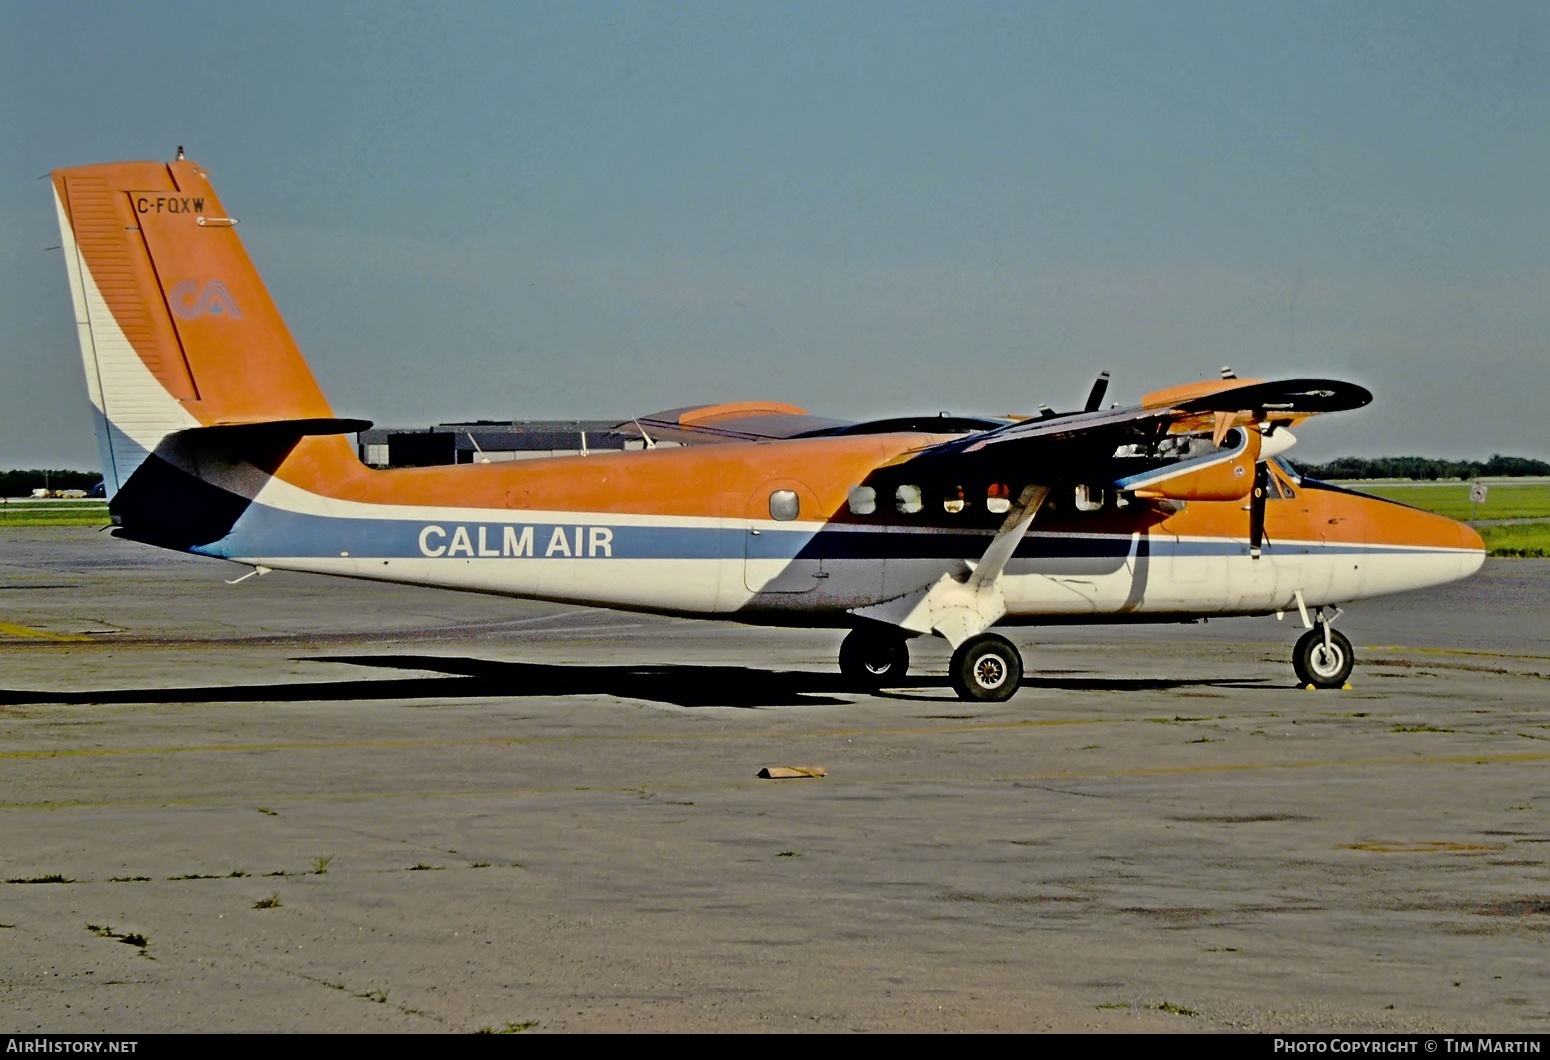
[187,499,1461,562]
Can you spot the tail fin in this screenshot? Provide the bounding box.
[52,158,340,498]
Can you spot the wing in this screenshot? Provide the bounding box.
[619,401,853,445]
[910,378,1372,496]
[619,403,1009,446]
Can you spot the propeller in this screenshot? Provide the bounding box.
[1249,461,1269,559]
[1083,371,1111,413]
[1018,370,1113,421]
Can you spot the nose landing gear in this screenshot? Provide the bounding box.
[1287,592,1354,688]
[1293,622,1354,688]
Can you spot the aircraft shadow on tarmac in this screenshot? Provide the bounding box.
[0,654,1270,710]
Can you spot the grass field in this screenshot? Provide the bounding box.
[1477,522,1550,558]
[1339,480,1550,557]
[1352,480,1550,521]
[0,500,108,527]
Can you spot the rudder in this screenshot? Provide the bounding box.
[53,157,336,497]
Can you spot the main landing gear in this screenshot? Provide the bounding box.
[948,633,1023,702]
[838,625,910,689]
[837,627,1025,703]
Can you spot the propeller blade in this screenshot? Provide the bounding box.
[1249,463,1269,559]
[1083,371,1111,413]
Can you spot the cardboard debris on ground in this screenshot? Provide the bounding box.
[757,766,828,780]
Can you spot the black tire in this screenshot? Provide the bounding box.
[949,633,1023,703]
[838,627,910,687]
[1292,627,1354,688]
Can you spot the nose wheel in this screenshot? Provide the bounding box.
[949,633,1023,702]
[838,626,911,688]
[1292,624,1354,688]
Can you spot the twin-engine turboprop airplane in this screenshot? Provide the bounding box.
[49,157,1485,701]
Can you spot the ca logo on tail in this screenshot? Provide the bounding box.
[169,279,244,320]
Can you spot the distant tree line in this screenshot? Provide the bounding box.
[0,469,102,497]
[1296,455,1550,481]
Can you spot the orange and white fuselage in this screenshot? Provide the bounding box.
[49,158,1484,650]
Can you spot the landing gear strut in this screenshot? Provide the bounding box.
[949,633,1024,702]
[839,626,910,688]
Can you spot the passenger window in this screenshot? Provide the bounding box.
[847,486,876,515]
[986,483,1011,515]
[895,485,923,514]
[769,490,800,521]
[943,486,966,514]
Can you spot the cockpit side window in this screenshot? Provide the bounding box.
[1271,457,1303,484]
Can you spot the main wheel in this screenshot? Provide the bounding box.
[1292,627,1354,688]
[949,633,1023,702]
[838,626,910,688]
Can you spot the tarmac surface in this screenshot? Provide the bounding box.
[1,528,1547,1033]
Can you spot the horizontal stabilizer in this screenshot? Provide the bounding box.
[190,417,372,441]
[107,418,367,549]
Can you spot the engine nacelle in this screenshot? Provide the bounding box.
[1114,427,1262,501]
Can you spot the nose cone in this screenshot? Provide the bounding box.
[1454,518,1486,554]
[1364,494,1483,549]
[1363,495,1487,586]
[1417,506,1487,559]
[1452,516,1487,577]
[1357,489,1488,591]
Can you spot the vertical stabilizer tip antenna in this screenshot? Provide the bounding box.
[176,145,186,161]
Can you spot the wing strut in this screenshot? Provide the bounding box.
[850,485,1050,648]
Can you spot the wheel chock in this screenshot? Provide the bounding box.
[757,766,828,780]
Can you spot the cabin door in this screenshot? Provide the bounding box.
[744,478,823,593]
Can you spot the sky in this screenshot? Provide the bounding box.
[3,1,1548,469]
